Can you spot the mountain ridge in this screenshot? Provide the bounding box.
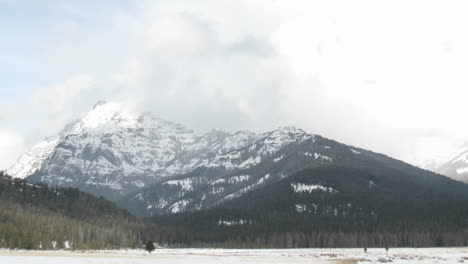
[122,133,468,217]
[9,102,304,200]
[8,101,468,218]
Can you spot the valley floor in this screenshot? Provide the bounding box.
[0,248,467,264]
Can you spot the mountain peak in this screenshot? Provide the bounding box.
[275,126,306,134]
[71,101,137,133]
[206,128,230,137]
[8,106,321,203]
[266,126,312,141]
[93,100,108,109]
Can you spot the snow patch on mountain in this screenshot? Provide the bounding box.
[163,179,193,191]
[210,186,225,195]
[7,137,60,179]
[312,153,333,162]
[228,175,250,184]
[169,199,191,213]
[71,102,139,134]
[295,203,318,214]
[211,179,226,185]
[273,155,284,163]
[218,219,251,226]
[256,174,270,185]
[368,180,376,189]
[291,183,337,194]
[350,149,361,155]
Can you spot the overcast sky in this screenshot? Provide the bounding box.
[2,0,468,170]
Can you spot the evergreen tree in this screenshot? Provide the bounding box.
[145,241,155,253]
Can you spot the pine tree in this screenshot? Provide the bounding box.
[145,241,155,253]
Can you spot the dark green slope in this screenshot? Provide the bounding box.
[153,166,468,248]
[0,171,159,250]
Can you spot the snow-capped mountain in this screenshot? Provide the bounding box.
[122,126,332,216]
[122,123,468,217]
[438,148,468,183]
[8,101,263,200]
[10,101,466,217]
[8,101,337,204]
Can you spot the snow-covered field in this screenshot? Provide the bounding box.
[0,248,467,264]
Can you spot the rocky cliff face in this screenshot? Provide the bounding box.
[8,102,262,200]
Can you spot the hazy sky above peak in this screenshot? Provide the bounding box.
[1,0,468,170]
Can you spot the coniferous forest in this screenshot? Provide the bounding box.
[0,171,160,249]
[152,167,468,248]
[2,165,468,249]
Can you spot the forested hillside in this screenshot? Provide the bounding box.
[0,171,159,249]
[153,166,468,248]
[3,164,468,249]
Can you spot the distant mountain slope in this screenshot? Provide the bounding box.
[0,171,155,250]
[438,149,468,183]
[120,126,320,216]
[122,130,468,217]
[152,166,468,248]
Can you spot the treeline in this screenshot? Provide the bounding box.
[160,231,467,249]
[0,172,158,249]
[151,166,468,248]
[0,201,142,249]
[153,210,468,248]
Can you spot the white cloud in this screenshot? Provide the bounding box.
[106,10,286,132]
[268,0,468,166]
[145,14,212,54]
[1,74,94,145]
[3,0,468,169]
[0,129,24,171]
[29,74,94,114]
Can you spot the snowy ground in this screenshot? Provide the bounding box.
[0,248,467,263]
